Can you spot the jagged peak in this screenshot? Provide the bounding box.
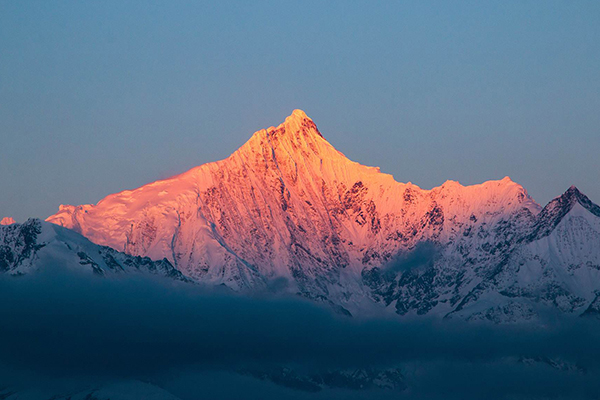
[558,185,600,216]
[233,110,330,163]
[266,109,323,139]
[555,185,585,205]
[564,185,583,198]
[528,185,600,241]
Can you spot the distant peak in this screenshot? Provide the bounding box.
[560,185,600,216]
[0,217,16,226]
[561,185,584,201]
[441,180,461,188]
[548,185,598,217]
[528,185,600,240]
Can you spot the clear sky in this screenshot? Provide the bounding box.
[1,1,599,221]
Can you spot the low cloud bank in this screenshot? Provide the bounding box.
[0,266,599,399]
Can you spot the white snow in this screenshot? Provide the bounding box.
[1,217,16,225]
[43,110,600,321]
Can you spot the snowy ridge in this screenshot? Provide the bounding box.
[46,110,600,320]
[0,217,15,226]
[0,218,188,280]
[442,185,600,321]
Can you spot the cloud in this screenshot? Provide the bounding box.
[382,241,440,273]
[0,265,599,399]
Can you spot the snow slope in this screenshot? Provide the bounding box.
[0,218,188,280]
[46,110,600,320]
[446,186,600,322]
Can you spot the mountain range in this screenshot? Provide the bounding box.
[4,109,596,322]
[0,218,187,281]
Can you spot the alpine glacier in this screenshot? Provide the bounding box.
[46,110,600,320]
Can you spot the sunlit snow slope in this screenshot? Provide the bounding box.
[47,110,600,320]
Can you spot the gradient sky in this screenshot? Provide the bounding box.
[1,1,599,222]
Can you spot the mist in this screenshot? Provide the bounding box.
[1,266,599,399]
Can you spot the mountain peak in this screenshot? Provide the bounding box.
[528,185,600,240]
[560,185,586,205]
[287,109,310,121]
[0,217,16,226]
[235,110,328,164]
[566,185,581,196]
[267,109,323,140]
[561,185,600,216]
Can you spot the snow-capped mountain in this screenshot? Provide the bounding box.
[447,186,600,322]
[1,217,16,225]
[239,366,406,392]
[0,218,187,280]
[365,182,600,322]
[46,110,600,320]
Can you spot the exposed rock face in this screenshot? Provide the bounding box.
[46,110,600,320]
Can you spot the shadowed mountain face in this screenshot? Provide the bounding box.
[46,111,600,321]
[0,218,187,281]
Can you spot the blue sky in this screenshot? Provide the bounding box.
[1,1,599,221]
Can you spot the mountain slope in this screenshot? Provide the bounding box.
[443,187,600,322]
[0,218,188,280]
[46,110,600,320]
